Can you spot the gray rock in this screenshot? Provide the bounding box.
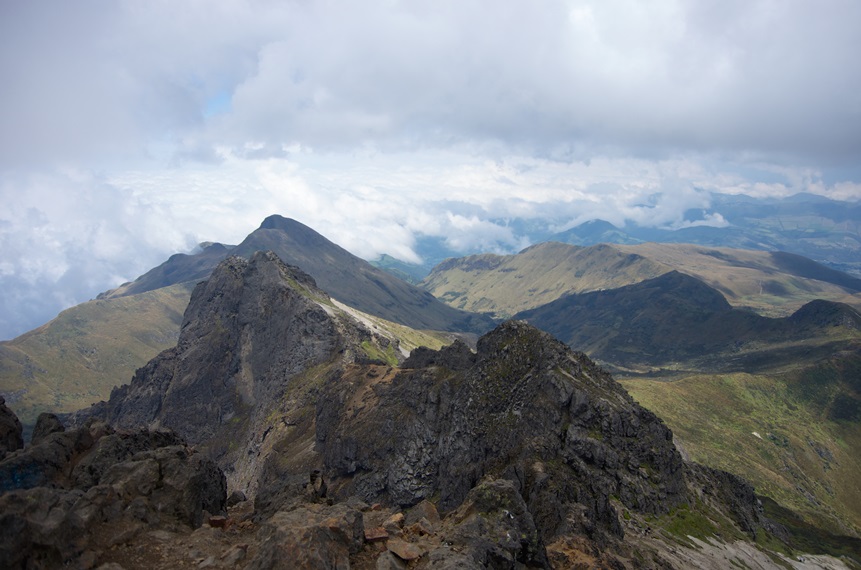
[316,321,687,542]
[376,550,407,570]
[30,412,65,445]
[70,428,184,489]
[0,427,93,492]
[227,489,247,506]
[249,503,364,570]
[438,478,549,569]
[0,423,226,568]
[0,395,23,460]
[88,253,341,448]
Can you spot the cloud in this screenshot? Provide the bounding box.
[1,0,861,338]
[4,1,861,167]
[0,169,201,338]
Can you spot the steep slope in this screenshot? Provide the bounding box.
[79,251,420,496]
[0,283,193,426]
[100,242,233,298]
[614,243,861,316]
[421,241,670,318]
[621,364,861,537]
[232,215,494,333]
[72,253,828,566]
[102,215,493,334]
[0,216,488,427]
[515,271,861,370]
[511,272,861,535]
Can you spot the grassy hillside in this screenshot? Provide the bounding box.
[620,363,861,536]
[508,269,861,535]
[0,283,195,426]
[425,241,861,320]
[615,243,861,317]
[515,271,861,370]
[421,241,670,318]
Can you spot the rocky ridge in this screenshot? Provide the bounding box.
[0,414,226,568]
[4,250,856,568]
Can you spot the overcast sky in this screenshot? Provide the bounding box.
[2,0,861,339]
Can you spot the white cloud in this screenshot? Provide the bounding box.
[1,0,861,338]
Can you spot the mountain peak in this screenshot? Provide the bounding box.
[259,214,301,231]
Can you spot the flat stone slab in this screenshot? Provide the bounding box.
[387,537,424,561]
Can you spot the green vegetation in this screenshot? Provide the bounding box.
[426,241,861,320]
[0,283,194,425]
[760,496,861,566]
[422,242,668,318]
[621,369,861,535]
[360,340,399,366]
[660,502,726,545]
[614,243,861,317]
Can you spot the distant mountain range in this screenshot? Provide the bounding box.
[8,251,847,568]
[372,191,861,279]
[422,241,861,319]
[2,211,861,548]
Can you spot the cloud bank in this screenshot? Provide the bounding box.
[1,0,860,338]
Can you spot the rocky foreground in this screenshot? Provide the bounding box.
[1,252,857,568]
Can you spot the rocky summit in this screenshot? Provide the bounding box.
[2,250,855,568]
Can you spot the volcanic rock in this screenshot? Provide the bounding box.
[248,503,364,570]
[316,321,687,543]
[0,395,23,460]
[30,412,66,445]
[0,414,225,569]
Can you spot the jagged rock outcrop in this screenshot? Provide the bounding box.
[436,478,549,568]
[316,321,688,543]
[249,502,365,570]
[93,252,342,444]
[0,406,226,569]
[30,412,65,445]
[0,395,23,459]
[77,251,406,499]
[43,250,829,567]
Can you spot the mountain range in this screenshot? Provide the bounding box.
[0,216,489,428]
[3,248,854,568]
[371,191,861,281]
[2,211,861,567]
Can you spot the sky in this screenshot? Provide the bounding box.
[1,0,861,340]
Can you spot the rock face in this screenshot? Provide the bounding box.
[95,251,341,445]
[0,411,226,569]
[317,321,687,543]
[0,395,23,459]
[77,251,406,498]
[30,412,65,445]
[249,503,365,570]
[40,250,807,567]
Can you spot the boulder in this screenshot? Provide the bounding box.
[30,412,65,445]
[227,489,247,506]
[0,396,23,460]
[439,478,549,569]
[249,503,364,570]
[0,422,226,569]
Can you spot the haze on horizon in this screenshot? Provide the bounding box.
[2,0,861,340]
